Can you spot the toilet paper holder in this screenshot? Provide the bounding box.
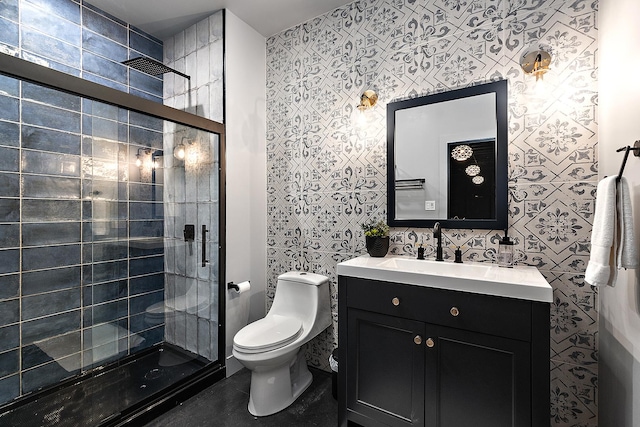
[228,281,249,292]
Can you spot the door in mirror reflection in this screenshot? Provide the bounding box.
[447,139,496,220]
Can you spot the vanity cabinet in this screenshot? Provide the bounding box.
[338,276,550,427]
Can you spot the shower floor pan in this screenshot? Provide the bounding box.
[0,343,219,427]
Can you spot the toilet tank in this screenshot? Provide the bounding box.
[269,271,331,336]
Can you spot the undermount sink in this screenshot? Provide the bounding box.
[337,255,552,302]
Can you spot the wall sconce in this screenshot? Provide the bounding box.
[357,90,378,111]
[135,148,161,169]
[353,90,378,128]
[135,148,151,168]
[173,137,187,160]
[520,46,552,82]
[172,134,211,172]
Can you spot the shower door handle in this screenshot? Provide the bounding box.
[202,225,209,267]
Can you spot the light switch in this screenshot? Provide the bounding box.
[425,201,436,211]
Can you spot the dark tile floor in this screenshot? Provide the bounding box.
[144,367,338,427]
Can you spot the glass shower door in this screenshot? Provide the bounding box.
[163,123,220,363]
[0,79,222,426]
[80,100,222,423]
[80,99,222,421]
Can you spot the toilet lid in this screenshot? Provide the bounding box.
[234,315,302,353]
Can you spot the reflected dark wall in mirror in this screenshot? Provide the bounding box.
[447,139,496,220]
[387,79,508,229]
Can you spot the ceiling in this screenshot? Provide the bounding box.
[87,0,354,40]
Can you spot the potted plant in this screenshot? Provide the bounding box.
[361,218,390,257]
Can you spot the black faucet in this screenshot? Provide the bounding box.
[433,222,444,261]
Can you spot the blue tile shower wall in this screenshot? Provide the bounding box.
[0,0,165,404]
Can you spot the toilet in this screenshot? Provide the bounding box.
[232,271,331,416]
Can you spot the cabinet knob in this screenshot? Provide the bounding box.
[392,297,400,306]
[450,306,460,317]
[414,335,422,345]
[426,338,435,348]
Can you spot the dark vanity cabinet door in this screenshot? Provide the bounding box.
[346,309,425,427]
[338,275,550,427]
[424,325,531,427]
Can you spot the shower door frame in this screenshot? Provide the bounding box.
[0,52,227,425]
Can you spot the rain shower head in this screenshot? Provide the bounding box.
[122,57,190,80]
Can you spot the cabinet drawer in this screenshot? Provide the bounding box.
[344,276,532,341]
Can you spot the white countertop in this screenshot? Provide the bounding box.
[337,255,553,303]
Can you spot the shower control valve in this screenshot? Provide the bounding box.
[184,224,195,242]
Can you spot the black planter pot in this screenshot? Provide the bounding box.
[365,236,390,257]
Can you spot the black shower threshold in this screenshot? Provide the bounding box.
[0,343,225,427]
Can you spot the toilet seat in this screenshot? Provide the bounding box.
[234,315,302,354]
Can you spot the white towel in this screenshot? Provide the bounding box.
[585,176,638,287]
[585,176,617,286]
[617,177,639,269]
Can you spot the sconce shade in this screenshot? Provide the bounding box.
[520,47,552,81]
[357,90,378,111]
[174,143,186,160]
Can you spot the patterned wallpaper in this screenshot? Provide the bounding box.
[265,0,598,425]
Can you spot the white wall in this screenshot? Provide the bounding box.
[599,0,640,424]
[224,10,267,376]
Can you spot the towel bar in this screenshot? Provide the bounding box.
[616,140,640,181]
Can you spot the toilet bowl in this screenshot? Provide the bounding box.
[233,271,331,416]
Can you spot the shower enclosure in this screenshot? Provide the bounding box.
[0,53,225,426]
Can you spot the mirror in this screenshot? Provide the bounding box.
[387,80,508,229]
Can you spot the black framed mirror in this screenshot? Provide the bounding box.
[387,79,508,229]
